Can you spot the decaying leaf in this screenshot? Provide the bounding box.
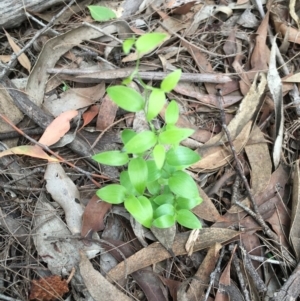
[0,145,58,162]
[106,228,239,282]
[43,83,105,116]
[4,29,31,72]
[44,162,82,234]
[79,104,100,131]
[185,243,222,301]
[290,160,300,260]
[267,37,283,168]
[81,195,112,238]
[191,120,252,171]
[79,251,132,301]
[39,110,78,147]
[96,95,119,130]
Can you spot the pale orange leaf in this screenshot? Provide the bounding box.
[39,110,78,146]
[4,29,31,72]
[0,145,58,162]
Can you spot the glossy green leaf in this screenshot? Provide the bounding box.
[176,209,202,229]
[123,38,135,54]
[168,171,199,199]
[153,144,166,169]
[107,86,144,112]
[165,100,179,125]
[147,180,161,195]
[128,157,148,194]
[92,150,129,166]
[124,131,157,154]
[153,193,174,205]
[96,184,126,204]
[176,196,202,210]
[166,146,200,167]
[124,195,153,228]
[159,128,194,145]
[154,204,175,218]
[135,33,167,54]
[152,215,176,228]
[146,89,166,121]
[160,70,182,93]
[88,6,116,21]
[121,129,136,144]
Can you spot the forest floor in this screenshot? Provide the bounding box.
[1,0,300,300]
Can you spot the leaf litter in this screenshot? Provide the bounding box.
[1,0,300,300]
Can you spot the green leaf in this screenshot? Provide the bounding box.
[153,144,166,169]
[124,195,153,228]
[92,150,129,166]
[153,193,174,205]
[159,128,194,145]
[165,100,179,125]
[166,146,200,167]
[123,38,135,54]
[96,184,126,204]
[160,70,182,93]
[107,86,144,112]
[168,171,199,199]
[88,5,116,21]
[128,157,148,194]
[146,89,166,121]
[120,171,137,195]
[154,204,175,218]
[124,131,157,154]
[152,215,176,228]
[176,196,202,210]
[121,129,136,144]
[161,162,176,179]
[135,33,167,54]
[147,160,161,182]
[176,209,202,229]
[147,180,161,195]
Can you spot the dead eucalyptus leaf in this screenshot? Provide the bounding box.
[4,29,31,72]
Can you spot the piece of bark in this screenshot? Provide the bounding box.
[0,0,67,28]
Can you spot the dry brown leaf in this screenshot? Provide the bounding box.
[79,251,132,301]
[282,73,300,83]
[106,228,239,282]
[245,126,272,194]
[185,243,222,301]
[44,83,105,116]
[291,160,300,260]
[0,55,11,63]
[79,105,100,131]
[0,145,58,162]
[250,11,270,72]
[191,121,252,171]
[193,187,222,222]
[39,110,78,147]
[4,29,31,72]
[96,95,119,130]
[81,196,112,238]
[275,22,300,45]
[181,40,217,95]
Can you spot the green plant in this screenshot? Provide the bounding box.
[92,33,202,229]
